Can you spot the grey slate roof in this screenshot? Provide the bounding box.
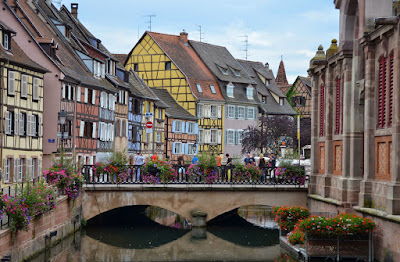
[237,60,296,116]
[190,40,256,85]
[298,76,312,93]
[151,88,196,120]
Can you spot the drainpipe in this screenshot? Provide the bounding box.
[152,103,155,155]
[165,116,168,159]
[0,60,8,184]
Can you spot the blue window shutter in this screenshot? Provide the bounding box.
[181,143,185,154]
[172,142,176,154]
[185,122,189,133]
[235,131,238,145]
[225,105,229,117]
[254,107,258,119]
[225,130,228,144]
[194,123,199,134]
[245,108,248,119]
[172,121,176,133]
[181,122,186,133]
[235,106,239,118]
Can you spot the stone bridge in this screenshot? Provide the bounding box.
[82,184,308,222]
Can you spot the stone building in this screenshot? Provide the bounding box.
[308,0,400,259]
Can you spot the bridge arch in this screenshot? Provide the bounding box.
[82,186,308,222]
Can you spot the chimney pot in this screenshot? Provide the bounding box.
[180,31,188,44]
[265,62,269,69]
[71,3,78,19]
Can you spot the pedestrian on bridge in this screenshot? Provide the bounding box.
[226,154,233,182]
[134,153,145,182]
[258,154,266,182]
[178,153,185,181]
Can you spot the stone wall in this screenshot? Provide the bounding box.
[0,195,82,261]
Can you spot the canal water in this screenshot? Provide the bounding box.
[28,205,292,261]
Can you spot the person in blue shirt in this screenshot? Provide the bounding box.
[244,153,252,166]
[191,155,199,164]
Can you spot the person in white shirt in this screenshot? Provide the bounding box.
[134,152,145,182]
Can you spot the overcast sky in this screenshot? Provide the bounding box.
[57,0,339,83]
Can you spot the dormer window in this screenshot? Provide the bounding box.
[93,60,105,78]
[231,68,240,77]
[266,80,270,86]
[279,98,284,106]
[107,60,116,75]
[210,84,216,94]
[227,84,234,98]
[217,65,228,75]
[246,86,254,99]
[262,96,267,104]
[3,33,10,50]
[196,83,203,93]
[89,37,98,49]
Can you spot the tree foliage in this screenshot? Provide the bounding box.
[241,115,296,154]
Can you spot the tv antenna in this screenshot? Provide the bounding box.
[196,24,204,42]
[145,14,156,31]
[240,35,249,60]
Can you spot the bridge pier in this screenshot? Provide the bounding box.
[190,210,207,227]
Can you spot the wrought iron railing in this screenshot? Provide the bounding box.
[81,164,308,187]
[99,108,115,121]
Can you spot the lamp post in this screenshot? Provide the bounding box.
[58,110,67,165]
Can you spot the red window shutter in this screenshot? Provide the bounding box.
[335,77,341,134]
[389,53,394,127]
[320,84,325,137]
[378,56,387,128]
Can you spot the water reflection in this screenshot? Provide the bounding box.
[146,206,191,229]
[238,205,279,229]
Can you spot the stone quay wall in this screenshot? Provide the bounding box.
[0,195,82,261]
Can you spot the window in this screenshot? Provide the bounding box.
[8,70,15,96]
[210,105,217,118]
[158,108,162,119]
[232,68,240,77]
[5,111,13,135]
[156,132,161,143]
[196,83,203,93]
[246,87,254,99]
[210,84,216,94]
[134,63,138,71]
[21,75,28,98]
[237,130,243,145]
[198,129,204,144]
[33,78,39,101]
[389,53,394,127]
[320,85,325,136]
[227,105,235,118]
[187,122,195,134]
[165,61,171,70]
[247,107,255,120]
[19,113,26,136]
[3,33,9,50]
[175,120,183,133]
[266,80,270,86]
[217,65,228,75]
[17,158,23,181]
[227,84,234,98]
[174,142,182,154]
[187,143,196,155]
[335,77,342,134]
[378,56,386,128]
[197,104,203,118]
[238,107,245,119]
[262,96,266,104]
[226,130,234,144]
[4,158,11,182]
[279,98,284,106]
[107,60,116,75]
[210,129,217,144]
[83,122,94,138]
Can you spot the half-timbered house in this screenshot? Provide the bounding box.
[288,76,312,118]
[151,88,198,163]
[125,32,225,155]
[0,21,46,184]
[308,0,400,259]
[190,42,260,158]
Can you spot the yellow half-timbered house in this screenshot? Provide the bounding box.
[125,31,225,155]
[0,21,46,184]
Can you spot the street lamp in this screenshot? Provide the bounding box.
[58,110,67,165]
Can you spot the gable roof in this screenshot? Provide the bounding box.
[189,40,256,85]
[145,31,224,102]
[112,54,128,65]
[237,59,296,116]
[151,88,196,120]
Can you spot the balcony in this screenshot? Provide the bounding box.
[97,140,113,151]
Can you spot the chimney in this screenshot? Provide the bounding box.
[180,31,188,44]
[71,3,78,19]
[265,62,269,70]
